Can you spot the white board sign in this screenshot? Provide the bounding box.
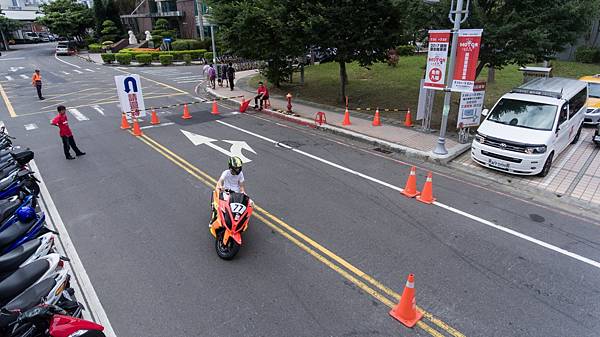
[457,82,486,128]
[114,74,146,117]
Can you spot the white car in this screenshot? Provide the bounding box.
[471,77,586,177]
[55,42,72,56]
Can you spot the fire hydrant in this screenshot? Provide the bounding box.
[286,93,293,113]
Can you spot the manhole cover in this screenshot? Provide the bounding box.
[373,147,392,154]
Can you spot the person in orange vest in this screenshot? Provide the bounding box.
[31,69,44,100]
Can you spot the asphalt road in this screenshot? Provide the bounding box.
[1,44,599,337]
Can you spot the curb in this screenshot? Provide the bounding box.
[206,88,470,164]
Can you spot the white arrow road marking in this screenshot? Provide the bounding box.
[91,105,105,116]
[19,74,28,79]
[4,76,13,81]
[68,108,89,121]
[85,68,95,72]
[9,66,24,72]
[180,129,255,163]
[61,71,70,75]
[24,123,38,130]
[73,69,83,74]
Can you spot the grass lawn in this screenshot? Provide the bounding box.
[250,56,600,131]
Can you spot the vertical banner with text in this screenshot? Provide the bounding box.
[423,30,451,90]
[457,81,486,128]
[452,29,483,92]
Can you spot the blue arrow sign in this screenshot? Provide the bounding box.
[123,76,138,93]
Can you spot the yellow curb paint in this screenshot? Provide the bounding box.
[0,82,16,118]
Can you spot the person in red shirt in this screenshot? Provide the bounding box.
[254,82,269,110]
[51,105,85,160]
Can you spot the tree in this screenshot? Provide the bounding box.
[93,0,106,38]
[210,0,312,87]
[310,0,404,101]
[100,20,119,42]
[104,0,124,35]
[38,0,94,39]
[0,16,22,50]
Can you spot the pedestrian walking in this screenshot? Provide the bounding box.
[31,69,44,100]
[227,63,236,91]
[202,63,210,82]
[51,105,86,160]
[208,64,216,89]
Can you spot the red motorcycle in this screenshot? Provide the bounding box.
[209,189,252,260]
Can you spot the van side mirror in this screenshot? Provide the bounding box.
[481,109,489,117]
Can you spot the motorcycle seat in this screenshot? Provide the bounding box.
[0,218,36,251]
[0,174,15,191]
[0,259,49,303]
[0,239,40,273]
[2,277,56,312]
[0,199,20,223]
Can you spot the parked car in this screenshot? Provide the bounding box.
[55,41,74,55]
[38,32,51,42]
[23,32,40,43]
[578,74,600,124]
[471,77,587,177]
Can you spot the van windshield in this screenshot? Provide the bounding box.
[589,83,600,98]
[487,98,557,131]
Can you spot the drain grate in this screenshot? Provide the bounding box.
[373,147,392,154]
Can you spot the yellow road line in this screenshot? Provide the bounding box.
[0,82,17,118]
[139,134,465,337]
[114,68,190,95]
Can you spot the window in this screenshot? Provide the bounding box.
[568,87,587,119]
[558,104,568,127]
[487,98,558,131]
[589,83,600,99]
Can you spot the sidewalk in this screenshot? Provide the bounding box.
[207,70,470,163]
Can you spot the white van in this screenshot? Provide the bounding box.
[471,77,587,177]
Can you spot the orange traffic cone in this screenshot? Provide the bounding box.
[404,109,413,127]
[342,107,351,126]
[120,112,131,130]
[401,166,420,198]
[372,108,381,126]
[132,118,143,137]
[150,109,160,125]
[416,171,436,204]
[182,104,192,119]
[240,98,250,113]
[389,274,423,328]
[211,101,220,115]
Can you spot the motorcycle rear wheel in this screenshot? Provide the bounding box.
[215,230,240,260]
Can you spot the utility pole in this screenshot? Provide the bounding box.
[210,24,217,64]
[433,0,469,155]
[196,0,205,40]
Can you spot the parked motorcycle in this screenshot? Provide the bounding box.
[0,169,40,200]
[0,194,38,231]
[209,189,253,260]
[0,233,55,279]
[0,210,48,254]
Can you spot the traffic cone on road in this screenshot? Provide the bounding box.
[150,109,160,125]
[132,118,143,137]
[416,172,435,204]
[342,107,351,126]
[404,109,413,127]
[240,98,250,113]
[372,108,381,126]
[211,101,220,115]
[389,274,423,328]
[401,166,420,198]
[120,112,131,130]
[182,104,192,119]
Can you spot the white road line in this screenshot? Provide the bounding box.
[175,79,203,84]
[73,69,83,74]
[30,160,117,337]
[19,74,29,79]
[24,123,38,130]
[0,57,25,61]
[140,122,175,130]
[85,68,95,72]
[91,105,105,116]
[61,71,70,75]
[174,75,203,79]
[54,54,82,68]
[68,108,89,121]
[216,120,600,271]
[4,76,13,81]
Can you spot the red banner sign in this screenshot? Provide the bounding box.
[423,30,451,90]
[452,29,483,92]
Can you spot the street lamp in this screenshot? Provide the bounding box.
[432,0,470,155]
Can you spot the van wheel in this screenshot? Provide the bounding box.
[538,152,554,177]
[571,125,582,144]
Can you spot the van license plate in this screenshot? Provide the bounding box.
[488,159,509,170]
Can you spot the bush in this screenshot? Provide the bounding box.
[115,53,132,65]
[172,39,203,51]
[183,53,192,65]
[189,50,203,60]
[195,38,212,50]
[159,54,173,66]
[101,53,115,64]
[88,44,102,53]
[575,46,600,63]
[204,52,214,62]
[136,53,152,65]
[396,45,415,56]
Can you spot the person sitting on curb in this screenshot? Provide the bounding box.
[254,82,269,110]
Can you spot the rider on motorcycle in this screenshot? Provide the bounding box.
[216,156,246,194]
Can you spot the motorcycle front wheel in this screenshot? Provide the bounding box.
[215,230,240,260]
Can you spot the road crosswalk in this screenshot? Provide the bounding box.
[1,68,99,82]
[139,69,205,85]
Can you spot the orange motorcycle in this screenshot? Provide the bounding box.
[209,189,252,260]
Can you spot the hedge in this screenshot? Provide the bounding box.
[171,39,203,51]
[159,54,173,66]
[89,44,103,53]
[396,45,415,56]
[115,53,132,65]
[575,46,600,63]
[183,53,192,65]
[204,52,214,61]
[101,53,115,64]
[118,49,207,61]
[136,53,152,65]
